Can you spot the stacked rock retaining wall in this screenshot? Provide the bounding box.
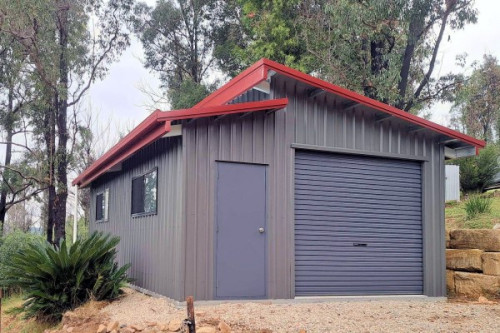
[446,229,500,298]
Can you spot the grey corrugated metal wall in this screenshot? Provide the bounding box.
[294,151,423,296]
[90,137,184,300]
[183,75,445,300]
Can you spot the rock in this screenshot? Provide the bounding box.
[445,230,451,248]
[66,327,74,333]
[168,319,183,332]
[97,324,107,333]
[122,328,136,333]
[446,270,455,294]
[454,271,500,297]
[449,229,500,251]
[482,252,500,276]
[107,321,120,332]
[218,321,231,333]
[130,324,144,331]
[197,327,216,333]
[493,223,500,230]
[477,295,495,304]
[110,330,118,333]
[446,249,483,271]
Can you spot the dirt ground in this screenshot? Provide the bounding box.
[100,289,500,333]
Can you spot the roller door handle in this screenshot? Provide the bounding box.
[353,243,367,247]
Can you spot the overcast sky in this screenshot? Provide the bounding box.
[83,0,500,147]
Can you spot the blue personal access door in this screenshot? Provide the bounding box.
[215,162,267,299]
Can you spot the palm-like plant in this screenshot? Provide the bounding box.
[0,231,131,322]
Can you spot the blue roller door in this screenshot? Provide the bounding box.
[294,151,423,296]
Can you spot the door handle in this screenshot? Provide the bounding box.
[353,243,367,247]
[258,227,265,233]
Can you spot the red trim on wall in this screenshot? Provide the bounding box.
[158,98,288,121]
[73,99,288,187]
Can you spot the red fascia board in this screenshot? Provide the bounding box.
[157,98,289,122]
[194,59,268,108]
[74,121,171,187]
[260,59,485,149]
[195,57,484,149]
[73,110,163,186]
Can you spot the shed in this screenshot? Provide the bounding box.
[74,59,485,300]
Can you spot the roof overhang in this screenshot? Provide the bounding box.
[73,98,288,187]
[195,58,485,154]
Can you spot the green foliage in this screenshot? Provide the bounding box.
[168,79,210,109]
[0,231,42,290]
[0,232,131,322]
[450,54,500,142]
[464,195,492,220]
[452,145,500,193]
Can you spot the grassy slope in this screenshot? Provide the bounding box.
[445,193,500,230]
[0,295,57,333]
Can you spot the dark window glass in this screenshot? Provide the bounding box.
[132,169,157,216]
[96,193,104,221]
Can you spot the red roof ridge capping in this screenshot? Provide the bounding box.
[196,58,485,150]
[72,98,288,187]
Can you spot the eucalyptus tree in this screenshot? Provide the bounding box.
[0,0,132,243]
[450,55,500,142]
[133,0,230,109]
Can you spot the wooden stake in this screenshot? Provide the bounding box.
[186,296,196,333]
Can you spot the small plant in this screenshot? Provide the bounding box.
[464,195,492,220]
[0,231,131,322]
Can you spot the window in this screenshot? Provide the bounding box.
[96,188,109,222]
[131,168,158,216]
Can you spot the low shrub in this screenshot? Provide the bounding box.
[464,195,492,220]
[0,231,131,322]
[0,231,42,295]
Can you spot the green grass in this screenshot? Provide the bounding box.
[1,295,58,333]
[446,192,500,229]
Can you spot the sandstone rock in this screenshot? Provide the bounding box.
[445,230,451,248]
[130,324,145,331]
[477,295,495,304]
[446,270,455,294]
[446,249,483,271]
[107,321,120,332]
[197,327,216,333]
[110,330,118,333]
[454,271,500,297]
[168,319,183,332]
[66,327,74,333]
[482,252,500,276]
[449,229,500,251]
[122,328,136,333]
[493,223,500,230]
[218,321,231,333]
[97,324,107,333]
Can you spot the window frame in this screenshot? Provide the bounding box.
[131,167,158,218]
[95,188,109,223]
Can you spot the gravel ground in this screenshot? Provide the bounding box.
[104,289,500,333]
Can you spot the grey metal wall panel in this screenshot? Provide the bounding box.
[294,151,423,296]
[89,137,184,300]
[183,74,446,299]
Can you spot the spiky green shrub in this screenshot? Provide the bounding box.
[465,194,492,220]
[0,231,131,322]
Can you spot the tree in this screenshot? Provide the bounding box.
[0,0,131,243]
[214,0,314,77]
[450,54,500,142]
[221,0,477,113]
[133,0,228,107]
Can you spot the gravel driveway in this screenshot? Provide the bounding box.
[104,289,500,333]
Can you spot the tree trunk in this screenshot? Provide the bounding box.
[44,103,56,244]
[54,2,69,244]
[0,89,14,236]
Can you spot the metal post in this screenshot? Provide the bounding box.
[73,185,78,243]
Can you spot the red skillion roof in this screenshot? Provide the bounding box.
[73,98,288,187]
[74,58,485,187]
